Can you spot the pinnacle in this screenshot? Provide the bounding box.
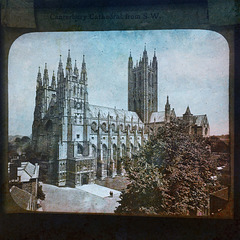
[185,106,191,115]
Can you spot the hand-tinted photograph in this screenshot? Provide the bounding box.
[8,30,231,217]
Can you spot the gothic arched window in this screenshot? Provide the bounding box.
[134,74,136,89]
[194,126,197,134]
[77,144,83,155]
[113,144,117,161]
[92,144,97,157]
[101,122,107,132]
[102,144,108,170]
[45,120,53,132]
[139,73,142,88]
[122,144,126,157]
[133,99,136,110]
[131,143,134,152]
[91,122,97,132]
[205,128,208,136]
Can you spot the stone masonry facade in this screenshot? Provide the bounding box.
[32,46,209,187]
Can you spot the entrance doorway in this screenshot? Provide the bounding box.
[81,174,89,185]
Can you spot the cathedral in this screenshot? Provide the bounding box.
[32,46,210,187]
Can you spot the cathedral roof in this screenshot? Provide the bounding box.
[88,104,141,123]
[149,111,165,123]
[177,114,208,127]
[193,115,208,126]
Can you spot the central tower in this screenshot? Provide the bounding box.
[128,45,158,123]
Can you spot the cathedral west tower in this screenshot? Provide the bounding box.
[128,45,158,123]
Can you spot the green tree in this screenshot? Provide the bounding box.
[37,184,45,200]
[115,121,221,216]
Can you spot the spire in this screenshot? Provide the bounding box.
[57,54,64,81]
[129,50,132,61]
[152,48,157,68]
[51,70,56,89]
[185,106,192,115]
[43,63,49,86]
[66,49,72,70]
[37,66,41,78]
[128,49,133,68]
[74,60,79,77]
[183,105,193,123]
[82,55,86,70]
[80,55,87,84]
[58,55,63,70]
[37,67,42,88]
[165,96,171,122]
[165,96,170,111]
[171,108,176,118]
[143,43,148,60]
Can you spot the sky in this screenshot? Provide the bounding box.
[8,30,229,136]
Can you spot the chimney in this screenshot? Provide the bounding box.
[9,163,18,181]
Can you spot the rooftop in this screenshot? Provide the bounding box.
[17,162,39,182]
[10,186,32,210]
[210,187,229,201]
[88,104,141,123]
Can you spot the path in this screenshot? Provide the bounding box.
[39,183,120,213]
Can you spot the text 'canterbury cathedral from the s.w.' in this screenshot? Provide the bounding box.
[32,46,210,187]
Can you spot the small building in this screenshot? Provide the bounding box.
[8,161,39,211]
[210,187,229,215]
